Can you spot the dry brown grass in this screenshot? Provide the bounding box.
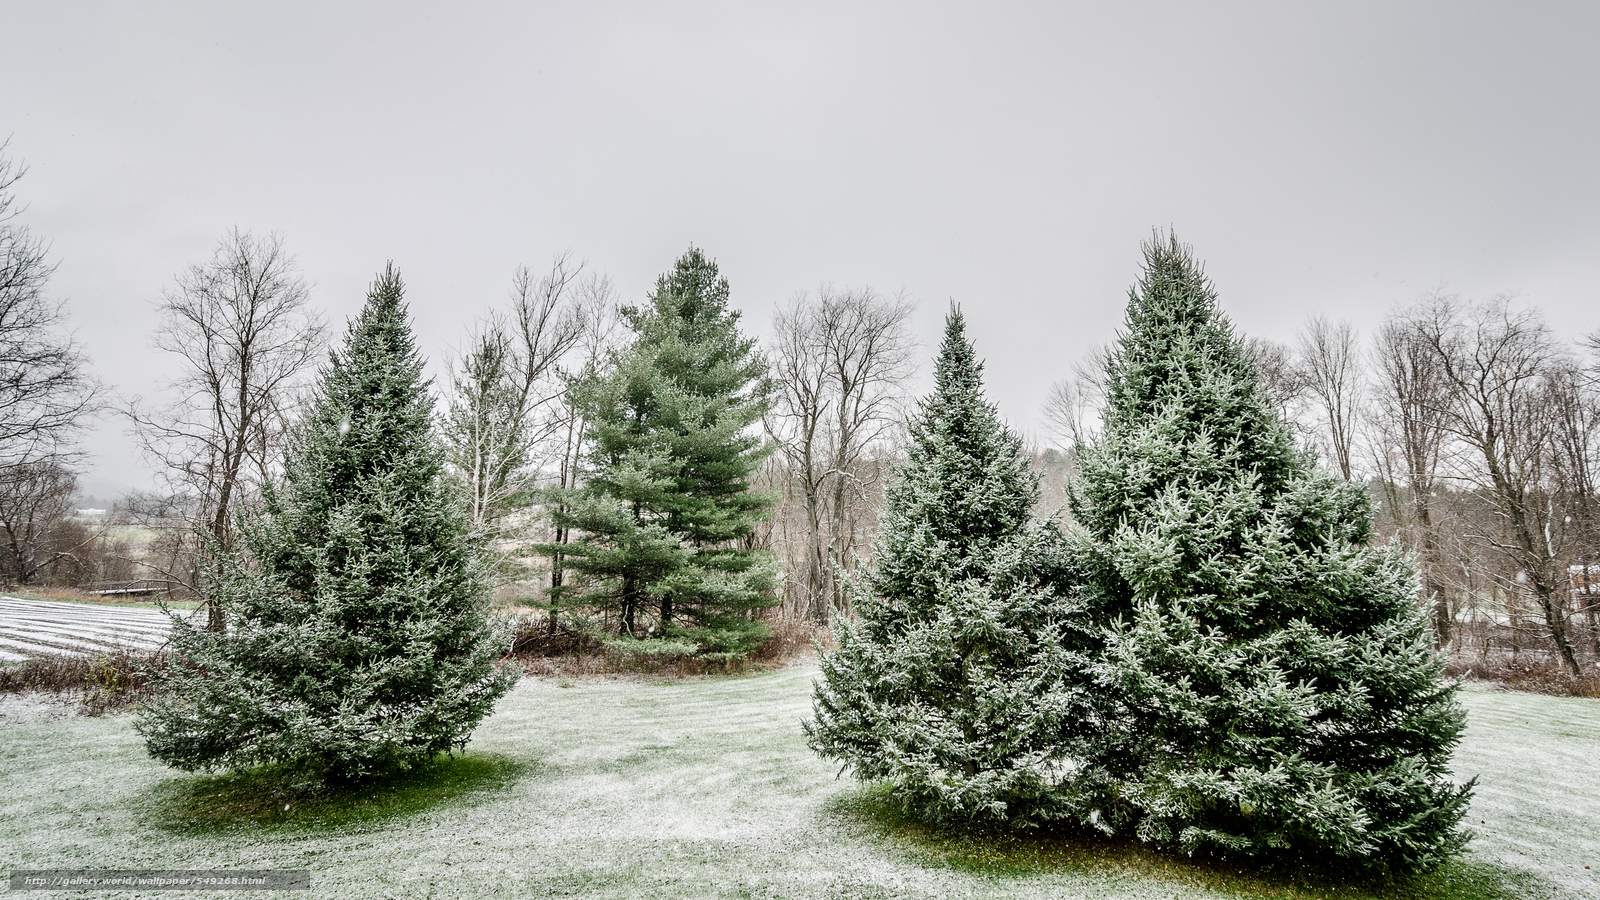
[1445,650,1600,698]
[750,615,832,663]
[1,585,201,609]
[5,585,102,603]
[505,614,833,679]
[0,648,168,714]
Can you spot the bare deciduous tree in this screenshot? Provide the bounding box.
[1296,316,1364,480]
[126,229,325,629]
[766,285,915,623]
[0,142,102,588]
[0,460,91,585]
[1244,336,1305,425]
[544,271,622,617]
[1408,294,1587,675]
[0,142,101,470]
[445,255,586,540]
[1582,332,1600,651]
[1042,344,1108,450]
[1370,311,1454,645]
[1549,354,1600,658]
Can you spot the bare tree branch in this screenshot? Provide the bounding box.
[1369,309,1454,644]
[124,229,325,629]
[444,253,587,542]
[0,140,102,470]
[1402,292,1587,675]
[0,141,104,588]
[1042,344,1108,450]
[1295,316,1364,480]
[765,285,916,623]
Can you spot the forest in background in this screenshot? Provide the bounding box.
[3,140,1597,685]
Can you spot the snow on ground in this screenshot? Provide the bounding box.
[1455,684,1600,900]
[0,690,74,724]
[0,596,186,659]
[1,668,1595,900]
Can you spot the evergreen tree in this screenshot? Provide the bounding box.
[1068,233,1470,871]
[807,308,1084,826]
[540,247,776,657]
[138,265,516,780]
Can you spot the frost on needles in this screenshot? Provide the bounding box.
[138,265,516,781]
[1070,233,1471,871]
[807,307,1089,827]
[809,236,1473,874]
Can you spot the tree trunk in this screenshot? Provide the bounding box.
[620,568,638,636]
[1416,503,1451,647]
[549,521,566,636]
[1494,462,1582,675]
[1585,571,1600,662]
[829,464,853,620]
[1532,581,1582,676]
[805,481,828,625]
[205,482,236,634]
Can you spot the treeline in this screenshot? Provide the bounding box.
[1046,297,1600,678]
[121,232,1472,875]
[3,136,1598,677]
[0,135,917,663]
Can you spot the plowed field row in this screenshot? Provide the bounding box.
[0,596,186,662]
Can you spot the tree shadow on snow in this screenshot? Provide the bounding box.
[138,752,531,833]
[825,784,1565,900]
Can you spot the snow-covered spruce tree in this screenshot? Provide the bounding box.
[807,308,1086,826]
[1068,233,1470,871]
[538,248,777,658]
[138,265,517,781]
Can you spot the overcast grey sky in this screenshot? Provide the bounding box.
[3,2,1597,496]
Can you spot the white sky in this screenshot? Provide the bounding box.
[2,2,1598,497]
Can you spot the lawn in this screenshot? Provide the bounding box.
[1,668,1595,900]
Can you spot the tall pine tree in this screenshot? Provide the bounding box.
[1068,234,1470,871]
[139,265,516,780]
[541,248,776,657]
[807,308,1084,826]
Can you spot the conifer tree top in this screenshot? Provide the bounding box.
[879,306,1035,582]
[326,263,428,400]
[918,307,999,440]
[931,307,985,412]
[1105,233,1253,422]
[318,264,430,445]
[1086,232,1298,523]
[614,246,766,410]
[273,263,444,539]
[644,246,734,325]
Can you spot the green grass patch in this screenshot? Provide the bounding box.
[141,752,528,832]
[831,783,1565,900]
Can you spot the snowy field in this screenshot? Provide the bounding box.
[0,596,182,662]
[1,668,1595,900]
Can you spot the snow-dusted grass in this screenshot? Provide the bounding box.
[2,669,1595,900]
[0,596,177,659]
[1450,685,1600,898]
